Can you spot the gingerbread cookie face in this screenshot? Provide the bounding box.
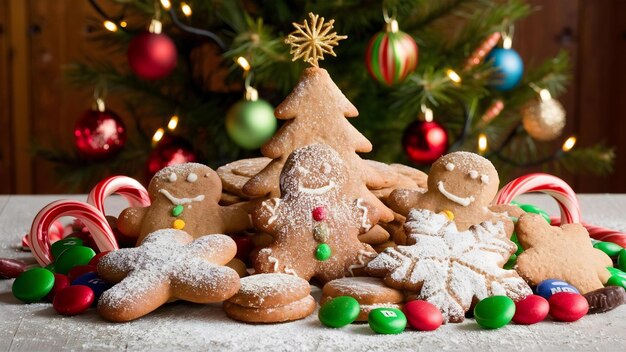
[388,151,508,232]
[223,273,316,323]
[366,209,531,323]
[117,163,251,244]
[515,213,613,294]
[253,144,379,283]
[97,229,241,322]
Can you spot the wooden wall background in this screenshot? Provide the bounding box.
[0,0,625,194]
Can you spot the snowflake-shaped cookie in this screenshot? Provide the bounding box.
[97,229,241,322]
[366,209,531,322]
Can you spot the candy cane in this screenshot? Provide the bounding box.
[87,176,151,215]
[21,220,64,251]
[29,200,119,267]
[550,217,626,248]
[493,173,581,224]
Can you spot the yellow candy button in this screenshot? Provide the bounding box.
[173,219,186,230]
[441,210,454,221]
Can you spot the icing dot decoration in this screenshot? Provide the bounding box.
[168,173,177,182]
[312,206,327,221]
[187,173,198,183]
[172,204,184,217]
[316,243,332,261]
[173,219,186,230]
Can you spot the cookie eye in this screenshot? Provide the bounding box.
[187,173,198,183]
[445,163,455,171]
[297,166,310,175]
[168,173,177,182]
[204,173,211,178]
[322,162,331,174]
[480,174,489,184]
[468,170,479,179]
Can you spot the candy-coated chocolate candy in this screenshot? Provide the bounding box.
[72,272,112,300]
[319,296,360,328]
[504,254,517,270]
[512,295,549,325]
[368,308,407,334]
[593,242,623,257]
[171,204,184,217]
[50,237,83,259]
[54,245,96,275]
[441,210,454,221]
[510,233,523,256]
[67,265,97,282]
[607,266,626,278]
[473,296,515,329]
[548,292,588,322]
[315,243,332,261]
[53,285,95,316]
[312,206,327,221]
[618,249,626,271]
[519,204,551,224]
[536,279,579,299]
[403,300,442,331]
[0,257,27,279]
[45,263,56,273]
[12,268,55,303]
[172,219,185,230]
[231,235,253,264]
[45,273,70,302]
[606,275,626,289]
[88,251,111,267]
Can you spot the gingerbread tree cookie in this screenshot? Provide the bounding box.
[366,209,531,323]
[387,151,510,232]
[242,14,393,223]
[117,163,251,244]
[253,144,379,283]
[97,229,241,322]
[515,213,613,294]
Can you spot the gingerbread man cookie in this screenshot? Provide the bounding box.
[252,144,379,283]
[388,151,510,232]
[515,213,613,294]
[97,229,241,322]
[117,163,251,244]
[366,208,531,323]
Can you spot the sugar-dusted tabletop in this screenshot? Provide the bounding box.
[0,194,625,351]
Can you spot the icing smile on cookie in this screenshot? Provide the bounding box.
[298,180,336,195]
[159,189,205,205]
[437,181,475,206]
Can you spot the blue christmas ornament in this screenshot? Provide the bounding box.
[487,48,524,91]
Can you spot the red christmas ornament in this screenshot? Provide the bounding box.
[127,32,177,80]
[402,119,448,165]
[147,136,197,177]
[74,109,127,160]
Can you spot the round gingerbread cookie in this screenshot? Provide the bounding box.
[227,273,310,308]
[322,277,404,305]
[223,296,316,323]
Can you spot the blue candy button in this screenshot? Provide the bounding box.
[71,272,111,300]
[536,279,579,299]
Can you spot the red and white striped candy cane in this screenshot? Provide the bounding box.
[493,173,581,224]
[29,200,119,267]
[550,217,626,248]
[87,175,151,215]
[21,220,64,251]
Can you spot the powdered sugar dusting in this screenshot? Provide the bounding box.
[238,273,308,298]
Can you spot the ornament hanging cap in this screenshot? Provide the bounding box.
[285,13,347,67]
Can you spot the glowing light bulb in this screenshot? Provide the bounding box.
[446,69,461,84]
[562,136,576,152]
[103,21,118,32]
[167,115,179,131]
[478,133,488,154]
[181,2,192,16]
[160,0,172,10]
[237,57,251,72]
[152,128,165,144]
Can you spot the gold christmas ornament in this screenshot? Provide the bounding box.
[521,89,566,141]
[285,13,347,67]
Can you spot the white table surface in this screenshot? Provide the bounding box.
[0,194,625,351]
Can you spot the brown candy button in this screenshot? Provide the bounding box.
[583,286,626,314]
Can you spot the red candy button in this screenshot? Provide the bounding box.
[0,258,27,279]
[548,292,588,322]
[513,295,549,325]
[403,300,443,331]
[68,265,97,282]
[88,251,110,268]
[53,285,95,316]
[312,207,327,221]
[45,273,70,302]
[232,235,253,265]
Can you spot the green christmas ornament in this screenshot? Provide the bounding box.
[226,97,276,150]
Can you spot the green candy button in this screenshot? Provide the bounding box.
[368,308,407,334]
[618,249,626,272]
[172,204,184,217]
[12,268,55,303]
[504,254,517,270]
[606,274,626,289]
[474,296,515,329]
[54,245,96,274]
[50,237,83,259]
[315,244,331,261]
[319,296,360,328]
[519,204,551,224]
[510,233,523,256]
[594,242,623,257]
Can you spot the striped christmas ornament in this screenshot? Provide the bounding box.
[365,21,418,86]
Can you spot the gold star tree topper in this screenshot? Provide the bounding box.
[285,13,347,67]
